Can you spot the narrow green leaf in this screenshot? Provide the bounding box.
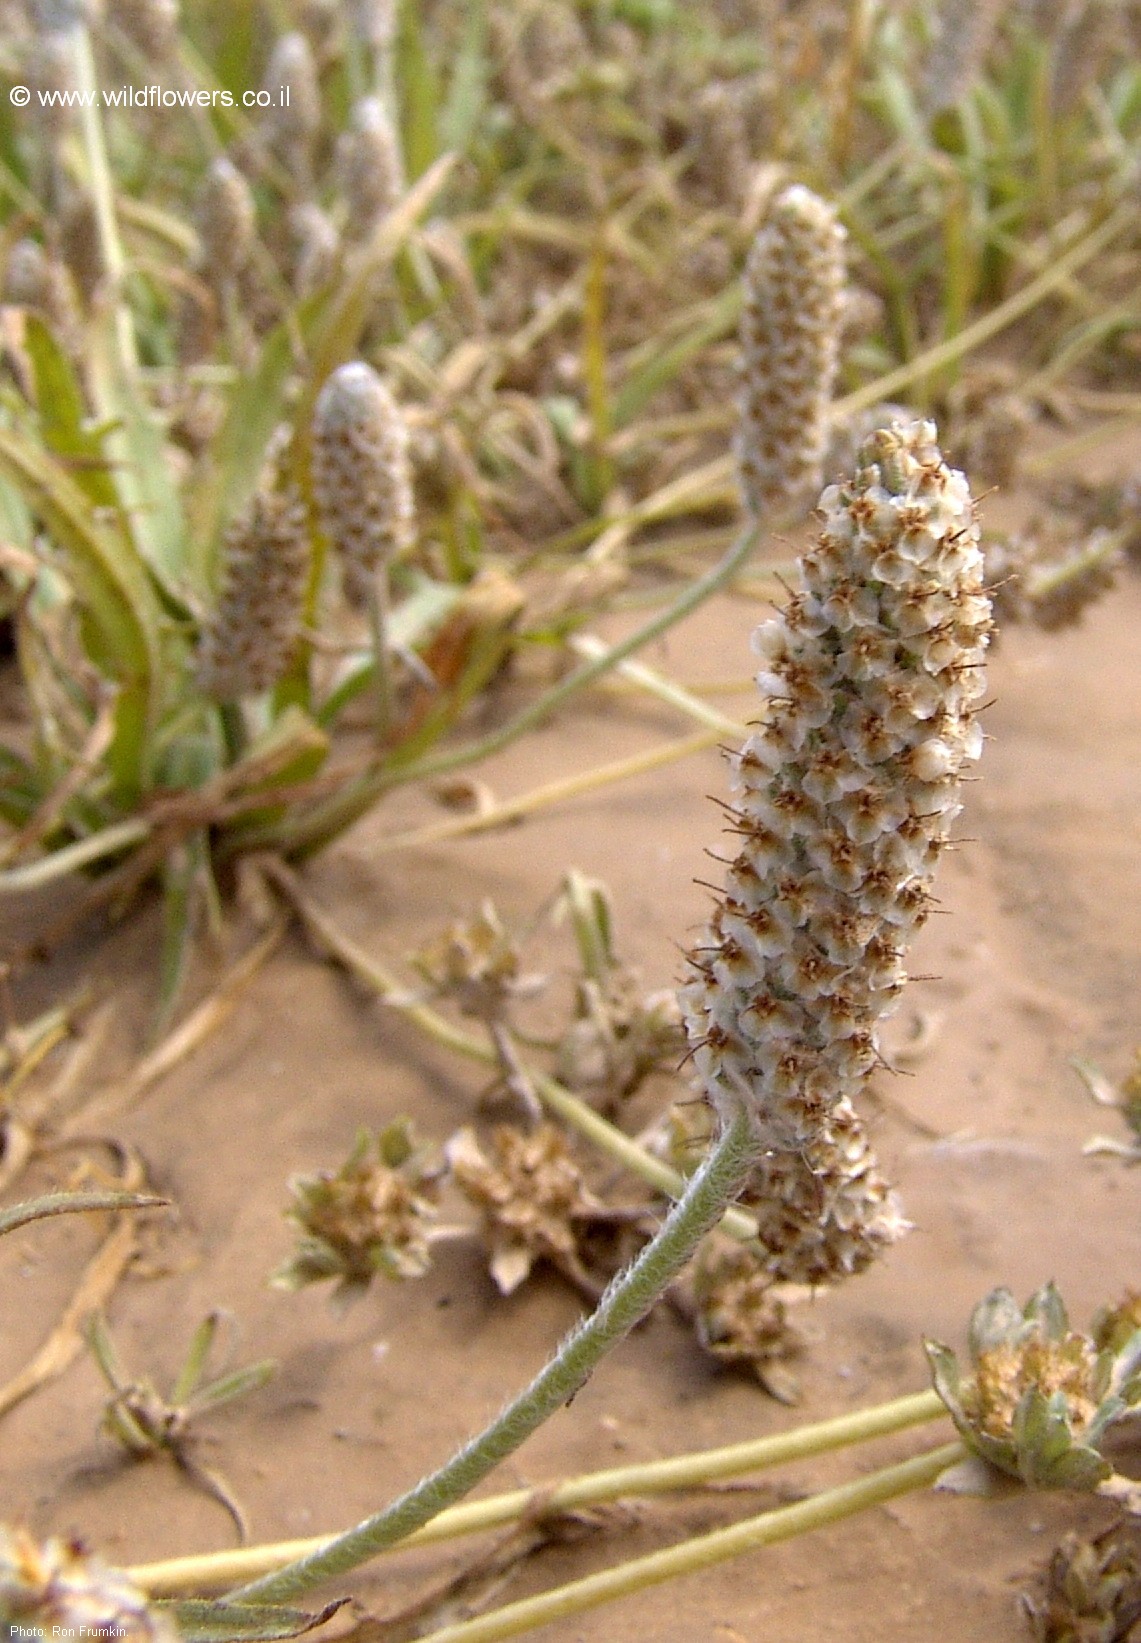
[396,0,440,178]
[0,1191,166,1239]
[86,312,190,594]
[171,1312,222,1407]
[24,316,119,511]
[166,1598,348,1643]
[439,0,489,152]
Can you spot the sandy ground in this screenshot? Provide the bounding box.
[2,527,1140,1640]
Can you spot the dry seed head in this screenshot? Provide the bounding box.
[275,1122,441,1294]
[736,184,846,518]
[741,1100,908,1284]
[196,157,257,282]
[195,466,310,701]
[0,1526,175,1643]
[337,96,404,238]
[446,1123,598,1296]
[692,1235,799,1385]
[312,361,415,604]
[682,418,991,1163]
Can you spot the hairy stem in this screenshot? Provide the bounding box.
[227,1102,762,1604]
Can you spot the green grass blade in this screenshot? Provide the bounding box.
[86,313,191,595]
[24,317,119,512]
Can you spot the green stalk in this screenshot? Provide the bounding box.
[227,1103,762,1605]
[130,1389,946,1595]
[413,1442,966,1643]
[69,21,137,377]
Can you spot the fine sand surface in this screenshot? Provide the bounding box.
[2,520,1139,1640]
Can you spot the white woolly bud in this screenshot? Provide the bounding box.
[681,419,991,1285]
[736,184,846,518]
[311,362,415,604]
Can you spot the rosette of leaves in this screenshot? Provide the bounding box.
[1024,1523,1141,1643]
[274,1121,441,1299]
[925,1283,1141,1492]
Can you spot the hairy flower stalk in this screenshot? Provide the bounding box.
[681,418,992,1284]
[736,184,846,519]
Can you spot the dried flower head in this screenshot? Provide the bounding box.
[555,976,685,1109]
[736,183,846,518]
[414,901,543,1022]
[274,1121,442,1298]
[446,1123,602,1296]
[336,96,404,239]
[926,1283,1141,1491]
[741,1100,908,1285]
[311,361,415,605]
[194,455,310,701]
[691,1234,801,1401]
[1024,1522,1141,1643]
[0,1526,175,1642]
